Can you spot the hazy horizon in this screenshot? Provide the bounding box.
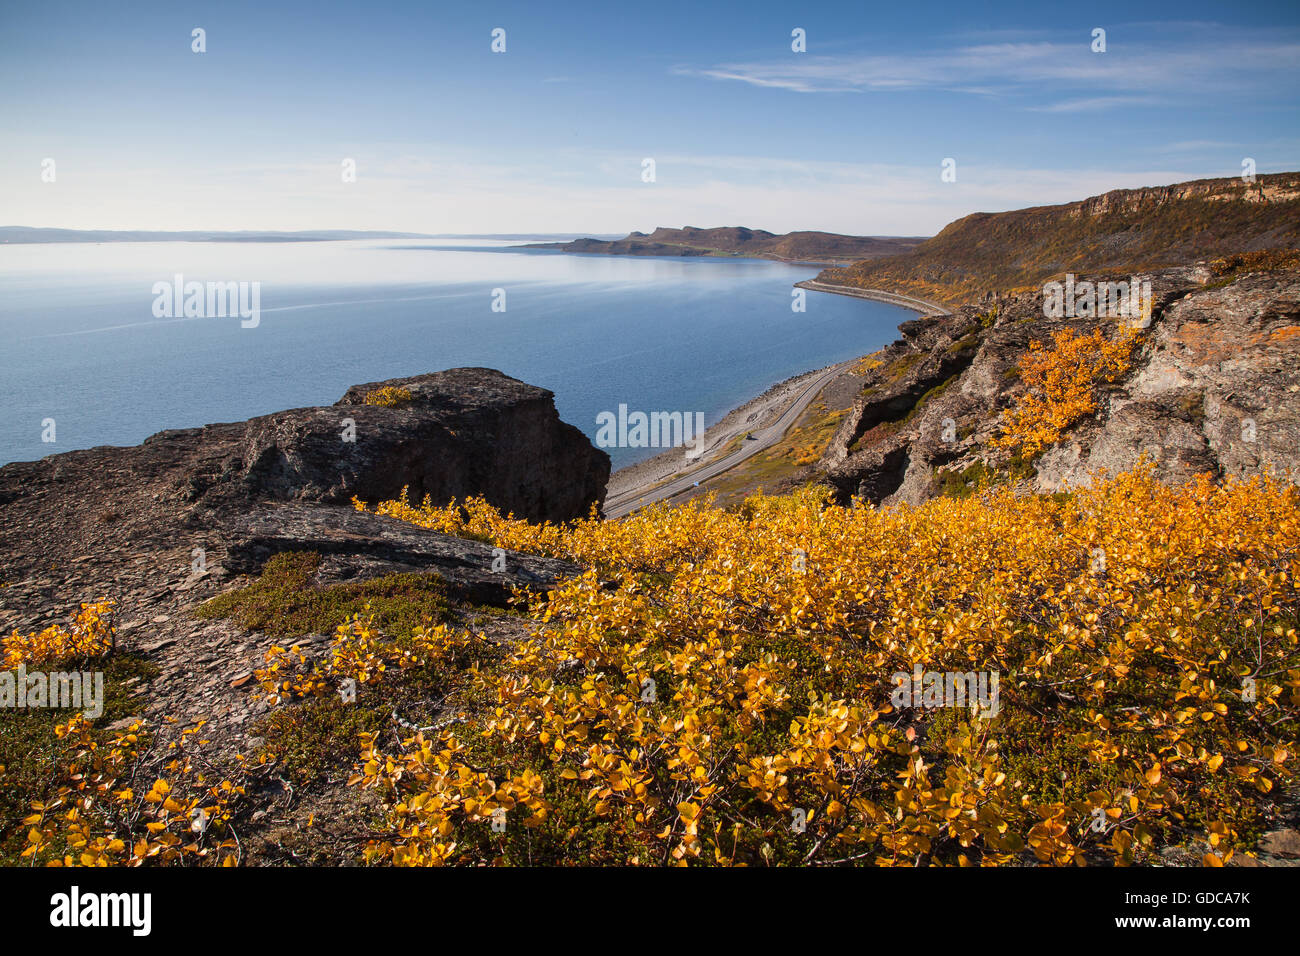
[0,225,928,240]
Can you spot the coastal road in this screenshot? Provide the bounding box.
[603,360,855,519]
[792,280,948,316]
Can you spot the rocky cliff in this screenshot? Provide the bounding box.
[818,172,1300,305]
[818,259,1300,505]
[0,368,608,628]
[1,367,606,526]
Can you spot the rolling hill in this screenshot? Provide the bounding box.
[523,226,924,263]
[819,172,1300,305]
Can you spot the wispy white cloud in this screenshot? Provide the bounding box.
[1149,139,1238,152]
[674,27,1300,103]
[1027,95,1160,113]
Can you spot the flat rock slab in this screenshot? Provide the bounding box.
[1260,828,1300,859]
[221,502,582,607]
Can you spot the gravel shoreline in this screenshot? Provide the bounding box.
[604,364,838,502]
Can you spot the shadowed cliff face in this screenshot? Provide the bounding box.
[1,367,607,524]
[215,367,610,521]
[0,368,609,592]
[819,264,1300,505]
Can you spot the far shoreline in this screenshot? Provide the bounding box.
[514,228,927,269]
[793,279,949,316]
[513,244,865,268]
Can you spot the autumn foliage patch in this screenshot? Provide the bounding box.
[994,326,1139,459]
[344,471,1299,866]
[6,468,1296,866]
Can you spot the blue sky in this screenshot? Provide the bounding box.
[2,0,1297,235]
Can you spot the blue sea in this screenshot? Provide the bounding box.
[0,239,910,470]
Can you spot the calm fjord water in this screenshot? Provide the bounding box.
[0,239,910,471]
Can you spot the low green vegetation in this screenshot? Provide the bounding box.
[197,551,447,638]
[933,461,996,499]
[849,373,962,454]
[253,698,389,784]
[945,331,981,356]
[933,454,1038,499]
[886,352,923,382]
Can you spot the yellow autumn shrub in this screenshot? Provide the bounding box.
[363,386,414,408]
[4,605,250,867]
[994,326,1139,459]
[254,611,476,705]
[3,601,115,669]
[347,470,1299,866]
[19,717,248,867]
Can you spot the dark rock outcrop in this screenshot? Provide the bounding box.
[183,367,608,521]
[0,368,608,788]
[820,308,985,501]
[0,368,608,613]
[1,368,607,533]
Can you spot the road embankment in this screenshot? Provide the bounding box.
[794,280,949,317]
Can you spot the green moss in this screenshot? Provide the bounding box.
[933,453,1041,499]
[253,698,389,784]
[853,374,964,452]
[1007,453,1039,481]
[900,374,959,425]
[196,551,447,638]
[886,352,923,382]
[945,331,981,356]
[934,461,996,499]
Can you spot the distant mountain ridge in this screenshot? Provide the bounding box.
[818,172,1300,305]
[522,226,925,263]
